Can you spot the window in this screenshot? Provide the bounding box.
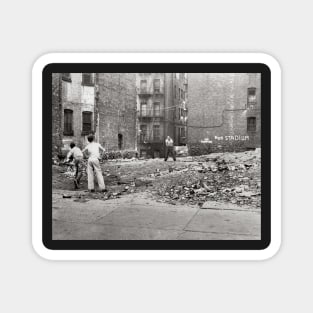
[178,88,181,100]
[180,127,186,138]
[62,73,71,82]
[64,109,73,135]
[140,102,147,116]
[140,80,147,93]
[154,79,160,93]
[140,125,147,142]
[154,102,160,116]
[82,73,94,86]
[153,125,160,141]
[174,85,176,98]
[82,111,92,133]
[247,87,257,105]
[247,117,256,132]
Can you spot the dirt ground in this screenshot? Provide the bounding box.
[52,150,261,209]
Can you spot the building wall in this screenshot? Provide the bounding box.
[61,73,95,149]
[136,73,167,157]
[97,73,137,151]
[187,73,261,152]
[52,73,62,156]
[136,73,188,158]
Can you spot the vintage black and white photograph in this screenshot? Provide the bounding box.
[51,72,262,241]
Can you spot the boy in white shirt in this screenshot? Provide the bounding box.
[65,142,83,189]
[82,135,106,192]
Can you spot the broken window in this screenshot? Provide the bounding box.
[154,102,160,116]
[154,79,160,93]
[247,87,257,105]
[82,111,92,133]
[140,80,147,93]
[153,125,160,141]
[141,102,147,117]
[247,117,256,132]
[63,109,73,136]
[82,73,94,86]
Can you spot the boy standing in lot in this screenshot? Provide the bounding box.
[65,142,83,189]
[164,135,176,161]
[82,135,106,192]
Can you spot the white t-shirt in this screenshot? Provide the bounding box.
[67,147,83,160]
[165,138,174,147]
[83,142,105,159]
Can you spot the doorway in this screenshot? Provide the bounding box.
[118,133,123,150]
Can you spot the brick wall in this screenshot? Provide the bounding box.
[97,73,137,151]
[52,73,62,156]
[187,73,261,152]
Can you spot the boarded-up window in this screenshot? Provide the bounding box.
[153,125,160,141]
[82,111,92,133]
[247,117,256,132]
[141,102,147,116]
[154,79,160,93]
[82,73,93,86]
[248,87,257,104]
[140,80,147,93]
[154,102,160,116]
[64,109,73,136]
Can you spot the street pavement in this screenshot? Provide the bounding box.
[52,190,260,240]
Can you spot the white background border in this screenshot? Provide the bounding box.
[32,53,281,261]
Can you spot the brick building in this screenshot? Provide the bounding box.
[187,73,261,152]
[96,73,137,151]
[52,73,137,156]
[136,73,188,158]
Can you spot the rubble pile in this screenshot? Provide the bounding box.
[53,149,261,208]
[151,150,261,208]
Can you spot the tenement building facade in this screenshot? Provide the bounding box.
[187,73,261,152]
[52,73,137,156]
[136,73,188,158]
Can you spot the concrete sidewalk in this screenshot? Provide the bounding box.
[52,191,260,240]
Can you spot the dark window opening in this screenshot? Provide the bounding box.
[82,111,92,134]
[82,73,94,86]
[62,73,71,82]
[140,124,147,142]
[247,117,256,132]
[118,133,123,150]
[153,125,160,141]
[247,87,257,105]
[64,109,73,136]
